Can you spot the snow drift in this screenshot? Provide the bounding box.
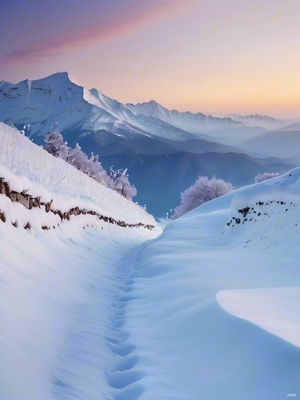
[123,169,300,399]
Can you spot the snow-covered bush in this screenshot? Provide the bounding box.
[173,176,234,219]
[87,153,110,185]
[255,172,279,183]
[67,143,89,173]
[109,168,137,200]
[43,129,69,160]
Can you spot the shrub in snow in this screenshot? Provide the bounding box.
[109,168,137,200]
[43,129,69,160]
[173,176,234,219]
[255,172,279,183]
[67,143,89,173]
[87,152,110,185]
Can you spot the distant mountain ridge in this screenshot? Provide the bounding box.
[126,100,241,132]
[228,113,287,130]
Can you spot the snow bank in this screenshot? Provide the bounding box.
[0,122,155,227]
[122,170,300,399]
[217,286,300,348]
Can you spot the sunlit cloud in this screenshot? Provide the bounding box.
[0,0,192,67]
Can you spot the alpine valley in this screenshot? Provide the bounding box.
[0,72,297,216]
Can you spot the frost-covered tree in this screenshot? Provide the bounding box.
[255,172,279,183]
[67,143,89,173]
[44,129,69,160]
[44,131,137,200]
[173,176,234,219]
[109,168,137,200]
[87,152,109,185]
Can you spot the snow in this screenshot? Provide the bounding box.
[1,120,300,399]
[84,88,134,122]
[0,122,155,226]
[0,219,155,400]
[122,169,300,399]
[0,72,261,145]
[216,286,300,348]
[0,121,159,399]
[126,100,241,132]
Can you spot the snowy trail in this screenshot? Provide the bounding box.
[49,233,149,400]
[105,249,145,400]
[0,221,157,400]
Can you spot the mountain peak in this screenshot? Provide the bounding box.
[147,99,159,106]
[23,71,84,90]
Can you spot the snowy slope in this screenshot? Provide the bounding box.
[122,170,300,399]
[0,72,93,139]
[0,122,156,227]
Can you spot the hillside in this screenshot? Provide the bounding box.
[126,169,300,399]
[0,122,156,229]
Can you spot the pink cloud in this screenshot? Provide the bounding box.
[0,1,193,67]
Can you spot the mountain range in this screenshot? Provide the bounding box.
[0,72,297,216]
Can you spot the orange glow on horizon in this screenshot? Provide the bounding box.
[1,0,299,119]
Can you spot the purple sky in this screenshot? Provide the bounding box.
[1,0,300,117]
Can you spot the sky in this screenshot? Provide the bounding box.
[0,0,299,118]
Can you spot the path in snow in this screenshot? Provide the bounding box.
[0,220,156,400]
[48,230,149,400]
[105,249,145,400]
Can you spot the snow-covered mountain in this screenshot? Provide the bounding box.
[0,71,266,147]
[126,99,240,131]
[0,72,296,216]
[228,113,287,130]
[126,100,270,145]
[0,72,225,144]
[1,126,300,400]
